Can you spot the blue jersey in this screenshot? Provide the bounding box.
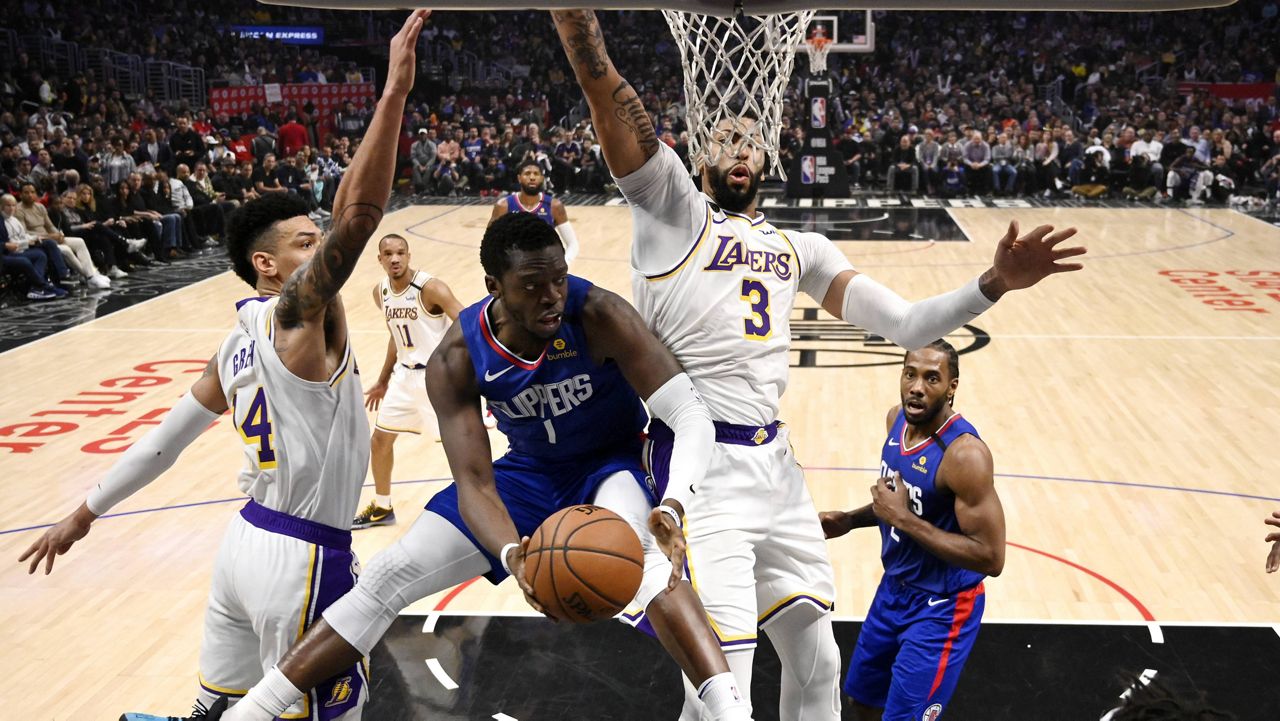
[459,275,647,461]
[877,410,986,596]
[505,192,556,227]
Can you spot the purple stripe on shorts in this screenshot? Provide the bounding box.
[311,545,364,719]
[240,500,351,551]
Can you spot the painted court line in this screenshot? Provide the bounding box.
[1148,622,1165,644]
[493,713,519,720]
[426,658,458,690]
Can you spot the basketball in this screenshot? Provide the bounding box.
[523,505,644,623]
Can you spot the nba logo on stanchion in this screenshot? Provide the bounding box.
[801,155,816,184]
[810,97,826,128]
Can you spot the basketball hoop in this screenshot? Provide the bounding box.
[662,9,815,179]
[805,36,833,75]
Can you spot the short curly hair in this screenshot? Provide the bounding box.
[479,211,561,279]
[225,194,311,288]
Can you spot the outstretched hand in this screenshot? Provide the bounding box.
[363,380,388,411]
[985,220,1087,297]
[384,10,429,97]
[18,504,95,575]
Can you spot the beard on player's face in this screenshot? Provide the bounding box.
[704,163,763,214]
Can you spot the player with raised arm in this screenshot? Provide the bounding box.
[19,11,429,720]
[355,233,463,529]
[552,9,1086,719]
[215,212,751,721]
[821,340,1005,721]
[489,160,578,263]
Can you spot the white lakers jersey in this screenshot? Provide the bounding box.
[216,296,370,528]
[618,144,851,426]
[379,270,450,367]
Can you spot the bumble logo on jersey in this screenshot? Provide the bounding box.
[703,236,793,281]
[547,337,579,361]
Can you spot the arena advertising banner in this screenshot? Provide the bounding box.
[229,25,325,45]
[209,82,376,117]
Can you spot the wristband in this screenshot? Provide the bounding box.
[499,542,521,576]
[656,504,682,529]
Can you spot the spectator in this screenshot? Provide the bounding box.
[915,129,941,194]
[1167,145,1213,202]
[15,181,109,288]
[410,128,437,194]
[278,114,309,159]
[940,157,966,198]
[2,192,65,299]
[1072,151,1110,199]
[133,128,173,172]
[252,154,287,196]
[962,128,993,195]
[50,189,128,278]
[886,134,919,194]
[169,115,205,173]
[135,172,184,258]
[102,137,136,188]
[991,132,1017,196]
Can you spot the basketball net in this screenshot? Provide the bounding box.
[805,36,833,75]
[662,9,815,179]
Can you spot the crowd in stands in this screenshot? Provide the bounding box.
[2,2,1279,304]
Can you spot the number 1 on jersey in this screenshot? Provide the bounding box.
[237,386,277,469]
[741,278,772,340]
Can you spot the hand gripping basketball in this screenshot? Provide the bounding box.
[523,505,644,623]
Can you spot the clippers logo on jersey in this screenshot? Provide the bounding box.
[487,374,594,420]
[923,703,943,721]
[459,275,647,459]
[703,236,794,281]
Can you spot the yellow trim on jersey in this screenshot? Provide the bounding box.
[645,204,715,282]
[777,229,803,280]
[683,518,757,645]
[757,592,834,623]
[264,303,276,340]
[374,421,422,435]
[328,343,353,387]
[198,673,249,696]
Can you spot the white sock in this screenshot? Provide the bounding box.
[223,666,302,721]
[375,494,392,508]
[698,672,752,721]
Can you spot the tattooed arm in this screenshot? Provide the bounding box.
[551,10,656,178]
[272,10,428,381]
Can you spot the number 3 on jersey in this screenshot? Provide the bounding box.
[237,386,277,469]
[740,278,771,340]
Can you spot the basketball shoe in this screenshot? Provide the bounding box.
[352,500,396,530]
[120,696,226,720]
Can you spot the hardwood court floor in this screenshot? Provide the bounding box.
[1,202,1277,719]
